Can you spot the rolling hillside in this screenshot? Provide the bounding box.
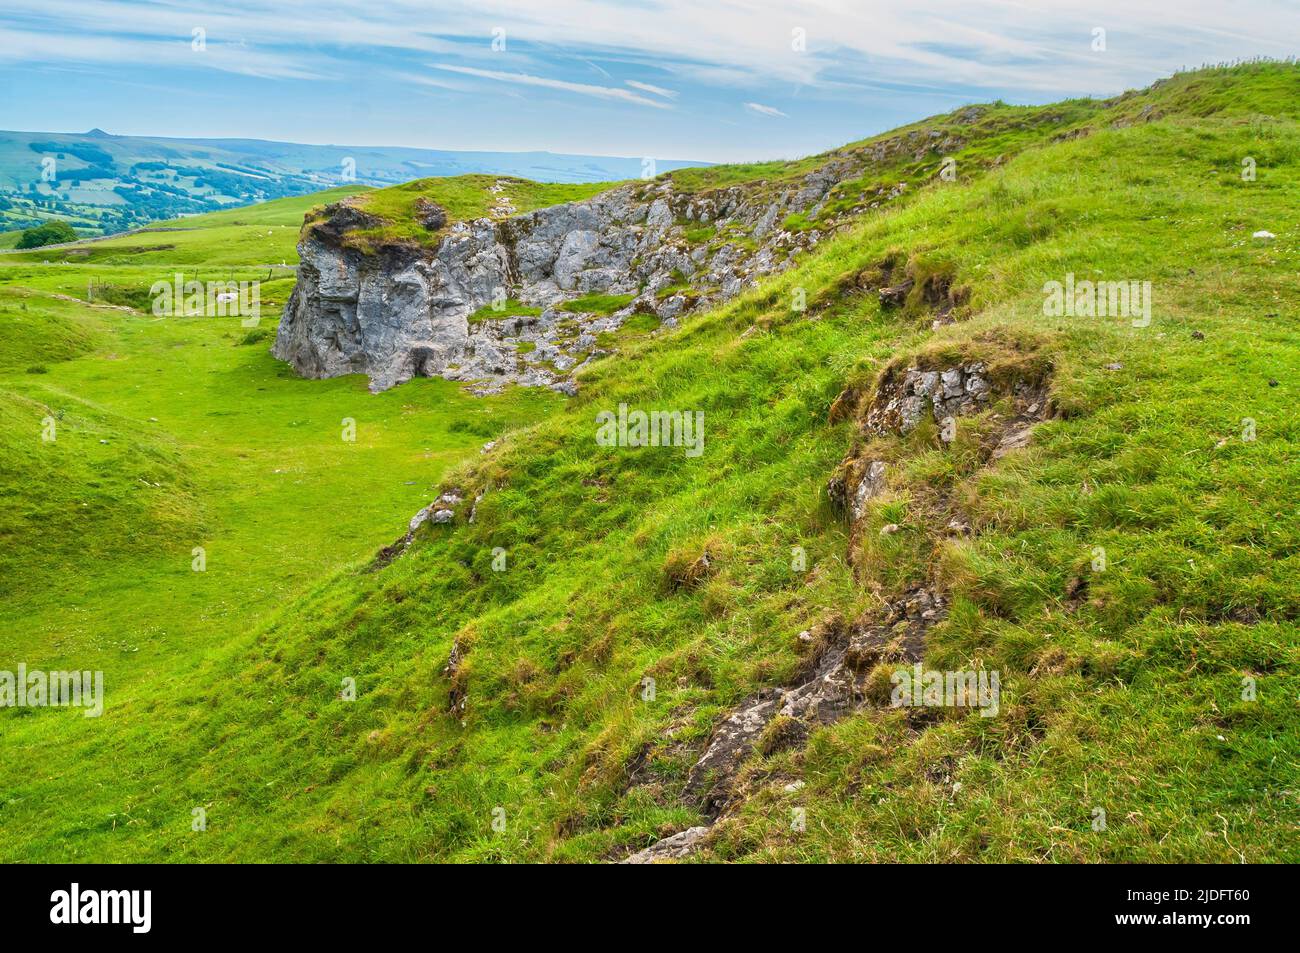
[0,63,1296,863]
[0,127,707,240]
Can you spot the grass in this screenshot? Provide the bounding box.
[0,186,369,267]
[0,62,1297,863]
[468,298,543,323]
[0,184,563,860]
[336,175,619,251]
[558,293,637,315]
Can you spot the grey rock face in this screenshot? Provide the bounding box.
[851,460,888,520]
[863,362,992,435]
[275,157,889,394]
[683,693,781,812]
[620,826,710,864]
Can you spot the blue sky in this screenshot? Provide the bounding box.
[1,0,1296,163]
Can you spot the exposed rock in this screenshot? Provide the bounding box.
[274,126,950,395]
[850,460,888,520]
[413,198,447,231]
[681,590,943,815]
[683,692,780,813]
[863,362,992,436]
[445,639,469,717]
[377,488,467,563]
[620,826,710,864]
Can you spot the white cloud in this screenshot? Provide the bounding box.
[626,80,678,99]
[0,25,320,79]
[432,64,673,108]
[745,102,788,117]
[1,0,1296,100]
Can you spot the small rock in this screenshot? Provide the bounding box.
[783,780,806,793]
[1104,362,1123,371]
[1252,230,1275,240]
[621,826,710,864]
[1268,379,1279,387]
[431,509,455,524]
[1191,330,1205,340]
[880,523,900,536]
[413,198,448,230]
[797,630,812,643]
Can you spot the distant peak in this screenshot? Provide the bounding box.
[84,128,112,138]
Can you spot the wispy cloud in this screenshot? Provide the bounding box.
[8,0,1297,96]
[433,64,673,108]
[0,25,320,79]
[1,0,1297,161]
[626,80,678,99]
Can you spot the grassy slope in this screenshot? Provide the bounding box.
[0,184,562,860]
[2,64,1297,863]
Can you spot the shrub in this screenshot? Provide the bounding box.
[15,221,78,249]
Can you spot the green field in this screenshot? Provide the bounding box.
[0,64,1297,863]
[0,190,561,860]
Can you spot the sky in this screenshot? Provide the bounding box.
[0,0,1296,163]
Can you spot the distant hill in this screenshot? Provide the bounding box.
[0,128,708,239]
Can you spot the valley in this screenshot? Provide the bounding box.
[0,63,1297,863]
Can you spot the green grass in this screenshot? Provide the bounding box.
[0,183,563,861]
[558,292,637,315]
[0,186,369,267]
[0,62,1297,863]
[339,175,619,251]
[468,298,543,323]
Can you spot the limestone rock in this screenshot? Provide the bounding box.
[620,826,710,864]
[274,142,925,395]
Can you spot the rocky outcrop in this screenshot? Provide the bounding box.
[274,123,950,395]
[626,344,1054,861]
[274,176,833,393]
[863,362,994,436]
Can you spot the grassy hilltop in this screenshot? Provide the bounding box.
[0,62,1297,862]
